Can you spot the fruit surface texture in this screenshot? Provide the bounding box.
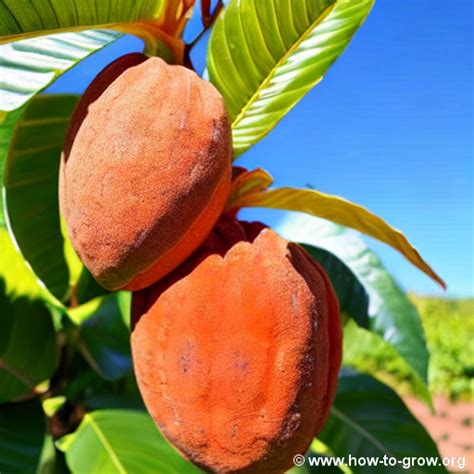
[132,219,342,473]
[60,53,232,291]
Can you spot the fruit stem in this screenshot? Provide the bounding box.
[184,0,223,70]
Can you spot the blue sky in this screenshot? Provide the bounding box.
[48,0,473,297]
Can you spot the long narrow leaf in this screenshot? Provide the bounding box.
[0,1,191,42]
[237,186,445,288]
[0,0,194,114]
[0,30,121,114]
[207,0,374,157]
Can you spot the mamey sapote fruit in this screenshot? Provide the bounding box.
[60,53,232,291]
[131,218,342,473]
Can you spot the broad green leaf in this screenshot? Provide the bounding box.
[319,372,446,473]
[343,319,430,402]
[83,391,146,412]
[0,399,46,472]
[0,286,59,402]
[0,105,25,223]
[75,266,110,305]
[4,94,78,301]
[303,244,369,328]
[207,0,373,156]
[57,409,203,473]
[0,1,191,41]
[78,294,132,380]
[236,184,445,288]
[277,214,431,391]
[0,30,121,114]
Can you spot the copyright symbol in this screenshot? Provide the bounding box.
[293,454,305,466]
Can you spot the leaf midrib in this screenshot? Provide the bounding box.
[231,2,336,130]
[87,414,127,474]
[0,23,122,45]
[330,406,393,457]
[0,357,34,388]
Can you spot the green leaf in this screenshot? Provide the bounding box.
[4,94,79,301]
[42,396,67,418]
[78,294,132,380]
[0,227,60,401]
[0,105,25,224]
[0,399,46,472]
[207,0,374,157]
[75,266,110,305]
[0,1,196,115]
[0,287,59,402]
[319,372,446,473]
[0,30,121,114]
[277,214,431,390]
[57,409,203,473]
[343,318,431,401]
[0,1,190,42]
[36,435,68,474]
[0,226,46,300]
[303,244,369,328]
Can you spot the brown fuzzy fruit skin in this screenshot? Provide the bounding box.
[131,218,342,473]
[60,53,232,291]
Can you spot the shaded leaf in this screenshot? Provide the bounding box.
[0,399,46,472]
[83,391,145,412]
[57,409,203,473]
[303,244,369,328]
[75,266,110,305]
[236,184,444,288]
[36,435,66,474]
[0,105,24,224]
[78,294,132,380]
[277,214,430,391]
[4,94,78,301]
[207,0,373,156]
[319,372,446,473]
[0,286,59,402]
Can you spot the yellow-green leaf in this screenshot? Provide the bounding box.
[232,177,445,288]
[0,1,192,44]
[207,0,374,157]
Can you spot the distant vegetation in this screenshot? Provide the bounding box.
[413,295,474,399]
[344,295,474,400]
